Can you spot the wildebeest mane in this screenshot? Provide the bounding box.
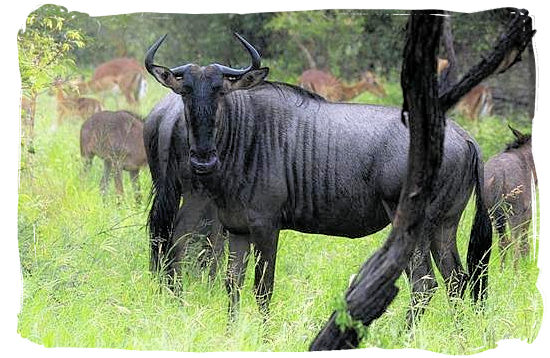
[262,81,327,107]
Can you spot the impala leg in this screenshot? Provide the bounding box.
[493,208,509,269]
[100,159,112,197]
[129,169,141,204]
[509,213,531,256]
[226,233,251,323]
[82,156,93,176]
[113,166,124,197]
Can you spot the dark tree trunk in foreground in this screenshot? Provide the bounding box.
[310,11,445,350]
[439,14,458,93]
[309,8,534,351]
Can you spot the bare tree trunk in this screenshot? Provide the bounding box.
[309,8,534,351]
[25,91,38,154]
[526,42,536,119]
[440,14,458,92]
[310,10,445,350]
[439,9,535,113]
[293,36,317,69]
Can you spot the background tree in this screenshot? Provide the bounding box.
[18,4,86,151]
[266,11,366,78]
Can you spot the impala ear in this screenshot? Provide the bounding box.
[508,124,527,141]
[149,65,184,93]
[226,67,269,90]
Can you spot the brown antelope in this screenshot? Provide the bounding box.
[298,68,387,102]
[78,58,147,105]
[53,79,102,129]
[455,84,494,120]
[484,126,537,268]
[437,58,494,120]
[80,110,147,202]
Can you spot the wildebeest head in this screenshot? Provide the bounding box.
[145,33,269,175]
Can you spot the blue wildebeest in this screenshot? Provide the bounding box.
[144,98,226,279]
[144,34,492,323]
[484,125,536,267]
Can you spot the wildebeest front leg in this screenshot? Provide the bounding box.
[226,233,251,323]
[252,226,280,317]
[207,219,226,280]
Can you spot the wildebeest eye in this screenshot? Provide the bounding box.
[212,85,225,95]
[180,85,193,94]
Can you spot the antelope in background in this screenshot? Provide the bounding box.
[78,58,148,106]
[484,126,537,268]
[52,78,103,130]
[80,110,147,203]
[298,68,387,102]
[455,85,494,120]
[437,58,494,120]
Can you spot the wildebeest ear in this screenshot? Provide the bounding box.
[149,65,184,93]
[226,67,269,90]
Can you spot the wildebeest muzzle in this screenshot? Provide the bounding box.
[190,149,218,175]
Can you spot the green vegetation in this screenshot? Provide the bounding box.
[17,5,540,354]
[17,80,541,352]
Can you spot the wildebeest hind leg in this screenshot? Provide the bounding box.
[405,236,438,329]
[430,218,468,300]
[405,233,437,328]
[226,233,251,323]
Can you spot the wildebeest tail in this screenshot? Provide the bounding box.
[466,141,493,303]
[148,165,181,274]
[144,114,181,274]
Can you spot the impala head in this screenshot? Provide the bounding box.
[361,70,387,97]
[145,33,269,175]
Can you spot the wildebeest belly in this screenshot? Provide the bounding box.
[281,199,392,238]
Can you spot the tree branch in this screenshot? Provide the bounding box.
[439,8,535,112]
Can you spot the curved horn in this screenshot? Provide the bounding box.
[214,33,261,77]
[145,34,168,76]
[145,34,193,77]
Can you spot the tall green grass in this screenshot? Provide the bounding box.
[17,79,541,352]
